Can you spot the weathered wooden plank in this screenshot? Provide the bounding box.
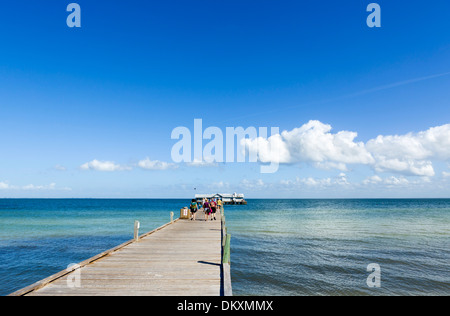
[27,289,220,296]
[223,263,233,296]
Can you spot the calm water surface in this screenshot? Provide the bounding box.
[0,199,449,296]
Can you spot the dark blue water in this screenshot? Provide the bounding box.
[1,199,449,295]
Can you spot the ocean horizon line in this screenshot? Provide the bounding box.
[1,197,449,200]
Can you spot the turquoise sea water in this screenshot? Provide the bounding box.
[0,199,449,296]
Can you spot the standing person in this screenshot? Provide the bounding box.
[217,198,222,213]
[189,199,198,221]
[210,199,217,220]
[203,199,211,221]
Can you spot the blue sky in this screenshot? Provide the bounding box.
[1,0,450,198]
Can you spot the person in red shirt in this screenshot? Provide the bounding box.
[203,199,211,221]
[210,199,217,221]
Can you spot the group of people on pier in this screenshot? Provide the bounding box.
[189,198,222,221]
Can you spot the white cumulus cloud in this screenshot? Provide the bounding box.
[80,159,131,172]
[242,120,450,177]
[0,182,10,189]
[365,124,450,176]
[243,120,374,167]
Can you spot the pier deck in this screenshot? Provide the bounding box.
[11,210,224,296]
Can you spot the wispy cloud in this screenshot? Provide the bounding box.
[80,158,180,171]
[240,179,266,190]
[0,181,71,191]
[22,183,57,190]
[137,157,178,170]
[185,158,219,168]
[223,71,450,123]
[279,173,349,189]
[343,71,450,99]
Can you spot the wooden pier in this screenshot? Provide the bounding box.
[9,209,232,296]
